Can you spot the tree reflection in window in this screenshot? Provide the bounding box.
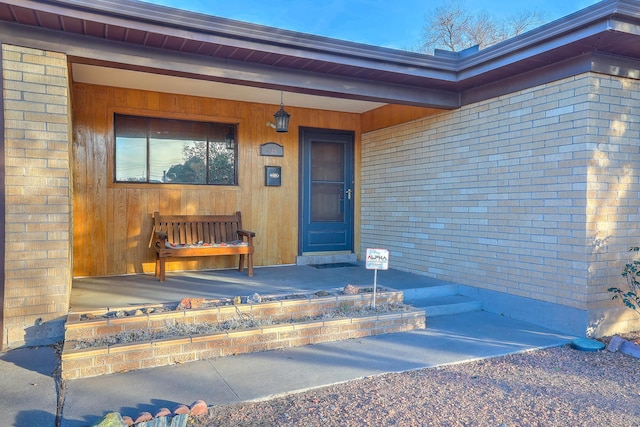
[115,114,237,185]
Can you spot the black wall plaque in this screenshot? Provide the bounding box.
[260,142,284,157]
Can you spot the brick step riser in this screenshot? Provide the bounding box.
[62,289,425,380]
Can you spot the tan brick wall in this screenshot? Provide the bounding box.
[362,73,640,315]
[2,44,72,349]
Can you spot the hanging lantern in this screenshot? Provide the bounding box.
[273,92,291,132]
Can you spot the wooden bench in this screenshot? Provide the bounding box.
[151,211,255,281]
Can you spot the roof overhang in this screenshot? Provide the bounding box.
[1,0,640,113]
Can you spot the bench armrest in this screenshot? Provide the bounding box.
[237,229,255,245]
[153,230,169,247]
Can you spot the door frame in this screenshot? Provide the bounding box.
[298,127,355,255]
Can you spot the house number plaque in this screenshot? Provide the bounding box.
[260,142,284,157]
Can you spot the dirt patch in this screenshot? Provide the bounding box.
[192,345,640,427]
[72,300,408,349]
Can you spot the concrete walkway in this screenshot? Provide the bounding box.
[0,265,576,426]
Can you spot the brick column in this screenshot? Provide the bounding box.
[2,44,72,349]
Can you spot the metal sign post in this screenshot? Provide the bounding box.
[365,248,389,308]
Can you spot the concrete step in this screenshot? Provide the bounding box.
[296,253,357,265]
[410,294,482,317]
[402,284,459,302]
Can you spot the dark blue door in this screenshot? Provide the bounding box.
[299,128,354,254]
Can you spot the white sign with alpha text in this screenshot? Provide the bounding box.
[366,248,389,270]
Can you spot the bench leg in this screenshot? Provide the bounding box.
[247,253,254,277]
[238,254,253,276]
[158,258,166,282]
[238,254,245,273]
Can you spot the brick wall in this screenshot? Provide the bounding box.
[361,73,640,333]
[2,44,71,349]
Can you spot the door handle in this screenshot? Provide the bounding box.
[345,189,352,200]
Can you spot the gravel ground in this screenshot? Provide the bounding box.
[193,344,640,427]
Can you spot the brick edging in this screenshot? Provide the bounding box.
[62,289,425,379]
[62,308,425,380]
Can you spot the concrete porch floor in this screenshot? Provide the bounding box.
[70,262,454,312]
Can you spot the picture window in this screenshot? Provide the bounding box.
[114,114,237,185]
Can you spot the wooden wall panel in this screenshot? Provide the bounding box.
[361,104,443,133]
[72,83,361,277]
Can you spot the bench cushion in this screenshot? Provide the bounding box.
[164,241,249,249]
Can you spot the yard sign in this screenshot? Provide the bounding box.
[366,248,389,270]
[366,248,389,308]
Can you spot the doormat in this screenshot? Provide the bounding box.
[309,262,359,269]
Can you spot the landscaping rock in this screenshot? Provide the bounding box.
[607,335,640,358]
[176,297,204,310]
[90,412,127,427]
[155,408,172,417]
[248,293,261,303]
[343,284,359,295]
[134,412,153,423]
[190,400,208,416]
[607,335,625,352]
[177,298,192,310]
[173,404,190,415]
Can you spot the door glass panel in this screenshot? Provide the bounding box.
[312,142,343,181]
[311,142,344,222]
[312,183,343,221]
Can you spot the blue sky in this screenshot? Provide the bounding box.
[143,0,601,50]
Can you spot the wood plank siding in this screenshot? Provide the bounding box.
[71,83,363,277]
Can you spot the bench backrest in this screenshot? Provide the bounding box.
[153,211,244,245]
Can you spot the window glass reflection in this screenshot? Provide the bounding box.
[114,114,237,185]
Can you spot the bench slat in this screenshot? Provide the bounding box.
[215,222,222,243]
[209,222,216,243]
[180,222,187,245]
[197,222,204,244]
[189,222,197,245]
[170,222,179,244]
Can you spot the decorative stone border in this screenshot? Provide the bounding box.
[62,289,425,380]
[606,335,640,358]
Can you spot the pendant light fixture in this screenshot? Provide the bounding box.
[272,92,291,133]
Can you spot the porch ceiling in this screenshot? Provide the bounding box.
[70,63,385,114]
[2,0,640,112]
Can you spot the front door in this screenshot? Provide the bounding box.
[299,128,354,254]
